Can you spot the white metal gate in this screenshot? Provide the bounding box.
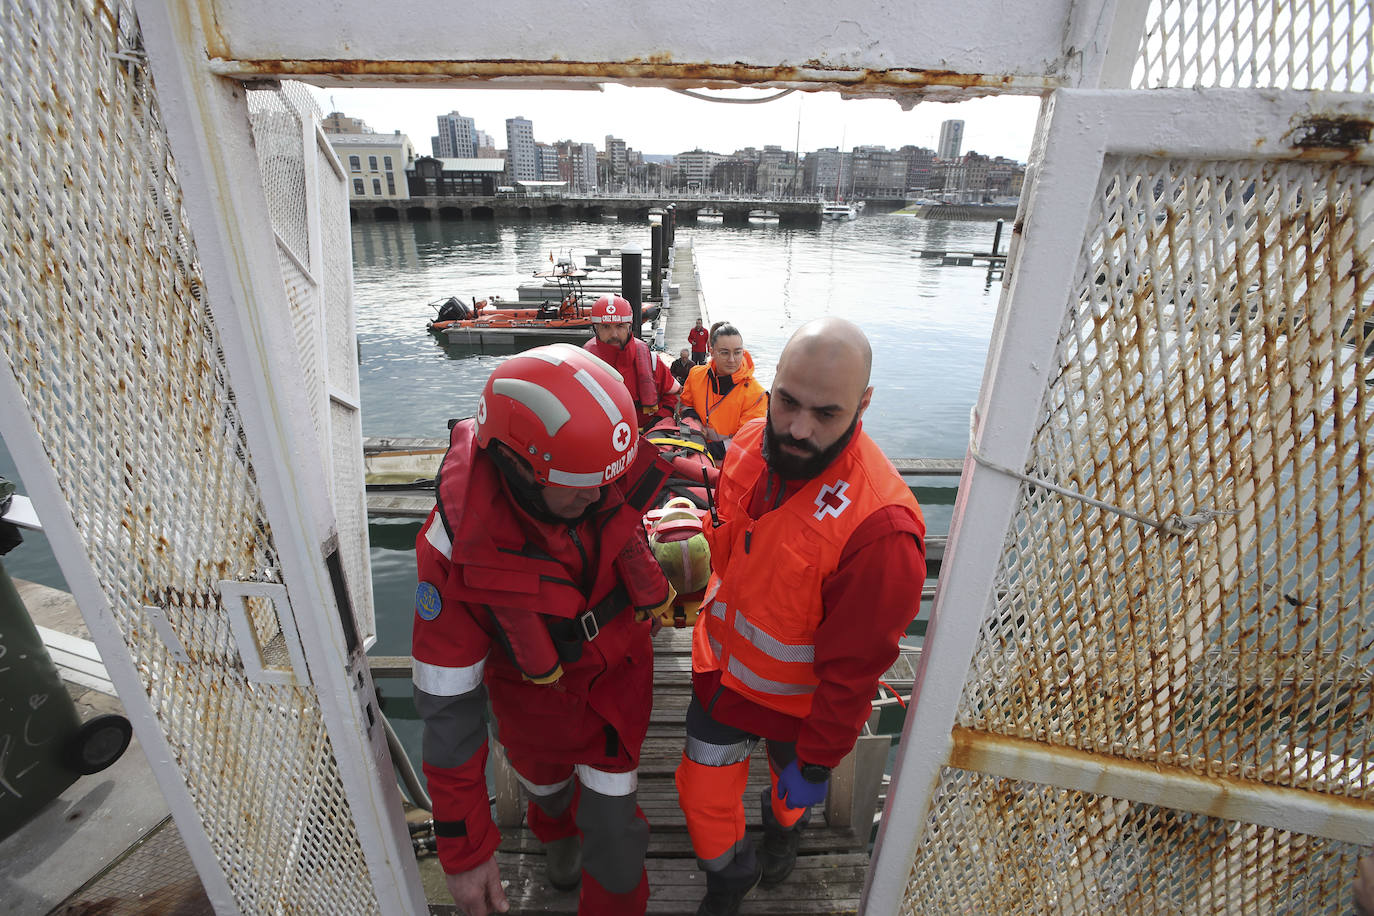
[866,1,1374,912]
[0,1,423,912]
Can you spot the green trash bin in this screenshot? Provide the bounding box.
[0,479,131,842]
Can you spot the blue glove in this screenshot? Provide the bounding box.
[775,759,829,810]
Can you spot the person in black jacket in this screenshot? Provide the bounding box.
[670,348,693,385]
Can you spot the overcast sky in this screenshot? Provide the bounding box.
[309,84,1043,162]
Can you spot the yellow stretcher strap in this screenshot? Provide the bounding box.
[647,435,709,455]
[636,583,679,627]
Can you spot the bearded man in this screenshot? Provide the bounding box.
[673,317,927,916]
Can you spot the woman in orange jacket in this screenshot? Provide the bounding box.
[677,323,768,443]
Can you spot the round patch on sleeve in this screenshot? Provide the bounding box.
[415,582,443,621]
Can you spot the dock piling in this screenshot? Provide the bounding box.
[650,223,663,301]
[621,245,644,337]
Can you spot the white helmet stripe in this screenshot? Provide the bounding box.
[575,368,623,424]
[548,467,605,487]
[525,348,567,365]
[491,378,571,435]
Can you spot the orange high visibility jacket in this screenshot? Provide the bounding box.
[693,418,923,717]
[679,351,768,439]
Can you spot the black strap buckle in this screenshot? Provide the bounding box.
[579,610,600,642]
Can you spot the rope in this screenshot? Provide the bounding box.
[967,410,1236,537]
[670,88,797,104]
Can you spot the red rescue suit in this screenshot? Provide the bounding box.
[585,336,679,429]
[413,420,672,911]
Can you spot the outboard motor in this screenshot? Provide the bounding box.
[435,297,471,322]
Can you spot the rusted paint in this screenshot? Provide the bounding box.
[203,56,1050,96]
[1287,116,1373,150]
[949,726,1374,822]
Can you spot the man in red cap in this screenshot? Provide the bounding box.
[412,344,676,915]
[584,294,678,430]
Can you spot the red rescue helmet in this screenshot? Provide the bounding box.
[475,344,640,488]
[589,294,632,324]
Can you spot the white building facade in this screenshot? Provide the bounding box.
[506,117,537,182]
[329,131,416,200]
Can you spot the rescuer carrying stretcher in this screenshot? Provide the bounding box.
[411,344,679,916]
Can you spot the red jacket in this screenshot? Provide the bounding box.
[413,420,671,872]
[691,421,926,767]
[584,336,679,428]
[688,325,709,354]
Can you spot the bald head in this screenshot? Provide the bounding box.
[765,318,875,478]
[777,317,873,396]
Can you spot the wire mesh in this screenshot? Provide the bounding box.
[958,155,1374,798]
[0,2,381,911]
[1131,0,1374,91]
[901,767,1366,915]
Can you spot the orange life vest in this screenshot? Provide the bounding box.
[692,418,924,716]
[679,352,768,439]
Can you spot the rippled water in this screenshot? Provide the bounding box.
[352,214,1004,462]
[4,213,1006,661]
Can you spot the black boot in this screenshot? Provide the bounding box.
[545,835,581,891]
[758,786,809,888]
[697,843,761,916]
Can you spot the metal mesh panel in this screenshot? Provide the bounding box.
[1132,0,1374,91]
[902,767,1365,915]
[317,121,359,395]
[331,399,374,641]
[276,244,327,453]
[0,2,380,911]
[958,155,1374,796]
[246,89,310,268]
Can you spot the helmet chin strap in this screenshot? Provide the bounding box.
[487,443,596,525]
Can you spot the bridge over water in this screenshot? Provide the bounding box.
[351,195,834,225]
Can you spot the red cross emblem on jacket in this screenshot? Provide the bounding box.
[813,480,851,520]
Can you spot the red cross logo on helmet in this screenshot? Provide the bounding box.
[612,421,633,452]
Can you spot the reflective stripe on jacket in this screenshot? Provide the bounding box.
[692,418,923,716]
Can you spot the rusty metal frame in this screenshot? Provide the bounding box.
[130,1,429,911]
[862,86,1374,916]
[156,0,1158,101]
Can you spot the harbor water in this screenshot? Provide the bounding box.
[5,212,1006,659]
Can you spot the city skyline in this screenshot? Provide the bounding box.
[310,84,1040,163]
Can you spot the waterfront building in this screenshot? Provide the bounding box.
[676,148,725,191]
[711,156,757,195]
[757,159,802,196]
[554,140,598,192]
[321,110,371,134]
[535,142,561,181]
[433,111,477,158]
[329,130,416,200]
[851,145,908,197]
[803,147,852,198]
[505,117,537,182]
[406,156,506,196]
[901,145,936,193]
[937,118,965,160]
[604,135,628,188]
